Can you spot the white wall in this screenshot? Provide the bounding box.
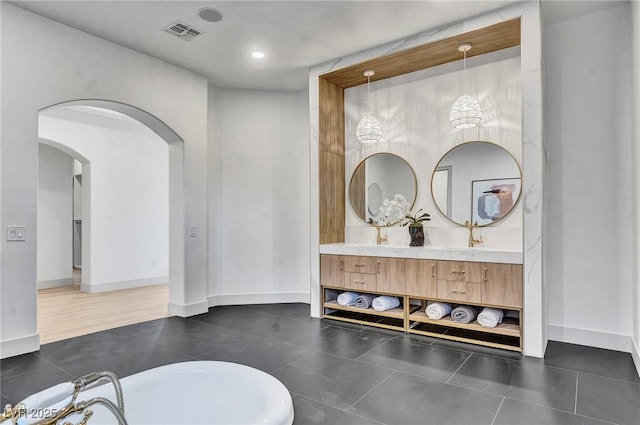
[632,0,640,371]
[208,88,310,305]
[37,144,73,288]
[39,107,169,292]
[545,4,634,352]
[343,47,523,250]
[1,3,208,358]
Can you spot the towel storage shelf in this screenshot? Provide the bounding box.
[320,254,523,352]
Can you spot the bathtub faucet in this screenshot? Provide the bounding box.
[2,371,128,425]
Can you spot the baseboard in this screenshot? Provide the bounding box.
[38,277,74,289]
[632,337,640,378]
[80,275,168,293]
[168,300,209,317]
[0,333,40,359]
[208,292,310,307]
[548,324,632,353]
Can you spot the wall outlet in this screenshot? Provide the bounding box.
[7,225,26,241]
[189,226,197,237]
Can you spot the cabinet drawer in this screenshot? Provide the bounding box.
[344,273,377,292]
[344,256,376,274]
[437,280,482,303]
[437,260,483,282]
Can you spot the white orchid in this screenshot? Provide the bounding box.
[370,193,410,226]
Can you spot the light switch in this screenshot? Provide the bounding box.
[189,226,197,237]
[7,225,26,241]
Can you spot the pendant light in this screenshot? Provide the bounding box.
[449,43,483,129]
[356,69,383,144]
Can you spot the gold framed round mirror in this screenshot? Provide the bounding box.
[431,141,522,227]
[349,153,417,224]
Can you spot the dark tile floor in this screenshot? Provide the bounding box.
[1,303,639,425]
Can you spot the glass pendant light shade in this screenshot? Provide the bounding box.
[356,114,383,144]
[450,42,483,129]
[449,94,483,129]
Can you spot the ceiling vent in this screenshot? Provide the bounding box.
[162,20,203,41]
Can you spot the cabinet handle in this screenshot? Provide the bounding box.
[339,260,344,271]
[353,280,365,284]
[377,262,381,274]
[451,270,465,275]
[431,265,436,278]
[451,290,467,294]
[482,267,488,282]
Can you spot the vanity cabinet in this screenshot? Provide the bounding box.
[321,253,523,351]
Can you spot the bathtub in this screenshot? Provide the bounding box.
[18,361,294,425]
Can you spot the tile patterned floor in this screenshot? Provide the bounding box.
[1,303,639,425]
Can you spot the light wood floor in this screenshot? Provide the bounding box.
[38,284,171,344]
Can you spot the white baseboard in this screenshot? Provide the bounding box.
[208,292,310,307]
[632,337,640,378]
[168,300,209,317]
[38,277,74,289]
[0,333,40,359]
[548,324,632,353]
[80,275,168,293]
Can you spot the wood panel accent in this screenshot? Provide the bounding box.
[376,257,406,294]
[319,77,345,244]
[321,19,521,88]
[405,258,438,298]
[482,263,523,308]
[320,254,345,288]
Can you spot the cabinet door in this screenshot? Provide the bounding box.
[376,257,406,294]
[405,259,437,298]
[344,256,376,274]
[482,263,523,308]
[344,272,377,292]
[436,260,483,282]
[320,255,344,288]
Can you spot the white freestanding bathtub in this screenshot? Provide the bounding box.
[19,361,294,425]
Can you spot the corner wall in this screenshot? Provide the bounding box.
[207,88,311,305]
[0,3,208,358]
[544,4,634,352]
[632,0,640,373]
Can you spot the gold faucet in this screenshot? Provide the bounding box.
[373,225,388,245]
[464,220,483,247]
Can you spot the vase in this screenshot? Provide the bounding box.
[408,225,424,246]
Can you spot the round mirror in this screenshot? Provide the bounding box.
[349,153,417,224]
[431,141,521,226]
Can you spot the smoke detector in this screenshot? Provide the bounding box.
[162,20,203,41]
[198,8,223,23]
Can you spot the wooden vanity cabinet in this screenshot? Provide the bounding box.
[320,254,523,351]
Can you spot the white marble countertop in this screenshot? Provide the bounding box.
[320,243,523,264]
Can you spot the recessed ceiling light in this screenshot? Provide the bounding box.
[252,51,265,59]
[198,8,223,23]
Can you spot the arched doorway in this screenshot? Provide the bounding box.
[38,100,185,338]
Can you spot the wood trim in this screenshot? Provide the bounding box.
[408,328,522,352]
[320,19,521,88]
[319,77,345,244]
[323,300,404,319]
[410,311,520,337]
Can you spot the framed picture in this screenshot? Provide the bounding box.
[471,178,521,225]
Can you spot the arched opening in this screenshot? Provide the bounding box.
[37,99,185,340]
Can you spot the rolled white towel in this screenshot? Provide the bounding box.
[354,294,376,309]
[477,307,504,328]
[425,302,452,320]
[372,296,400,311]
[337,292,359,306]
[451,305,478,324]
